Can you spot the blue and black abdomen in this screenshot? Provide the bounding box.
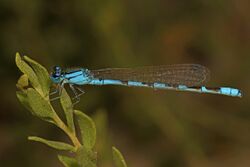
[90,64,241,97]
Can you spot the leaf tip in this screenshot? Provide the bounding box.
[28,136,36,141]
[16,74,29,90]
[112,146,127,167]
[15,52,22,64]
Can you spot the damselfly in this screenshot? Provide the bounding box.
[50,64,242,104]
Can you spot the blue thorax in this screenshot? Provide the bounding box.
[50,66,93,85]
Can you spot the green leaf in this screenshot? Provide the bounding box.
[27,88,56,123]
[16,74,29,90]
[28,136,76,152]
[16,91,32,112]
[15,53,42,95]
[112,147,127,167]
[76,146,97,167]
[74,110,96,150]
[93,110,110,157]
[60,88,75,134]
[58,155,79,167]
[24,56,51,98]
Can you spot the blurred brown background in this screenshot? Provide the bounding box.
[0,0,250,167]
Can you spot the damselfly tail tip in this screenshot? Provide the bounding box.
[238,90,243,98]
[231,88,243,98]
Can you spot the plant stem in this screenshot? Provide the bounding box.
[54,114,82,149]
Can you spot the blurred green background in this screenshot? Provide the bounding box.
[0,0,250,166]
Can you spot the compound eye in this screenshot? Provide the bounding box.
[52,66,61,77]
[53,66,60,71]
